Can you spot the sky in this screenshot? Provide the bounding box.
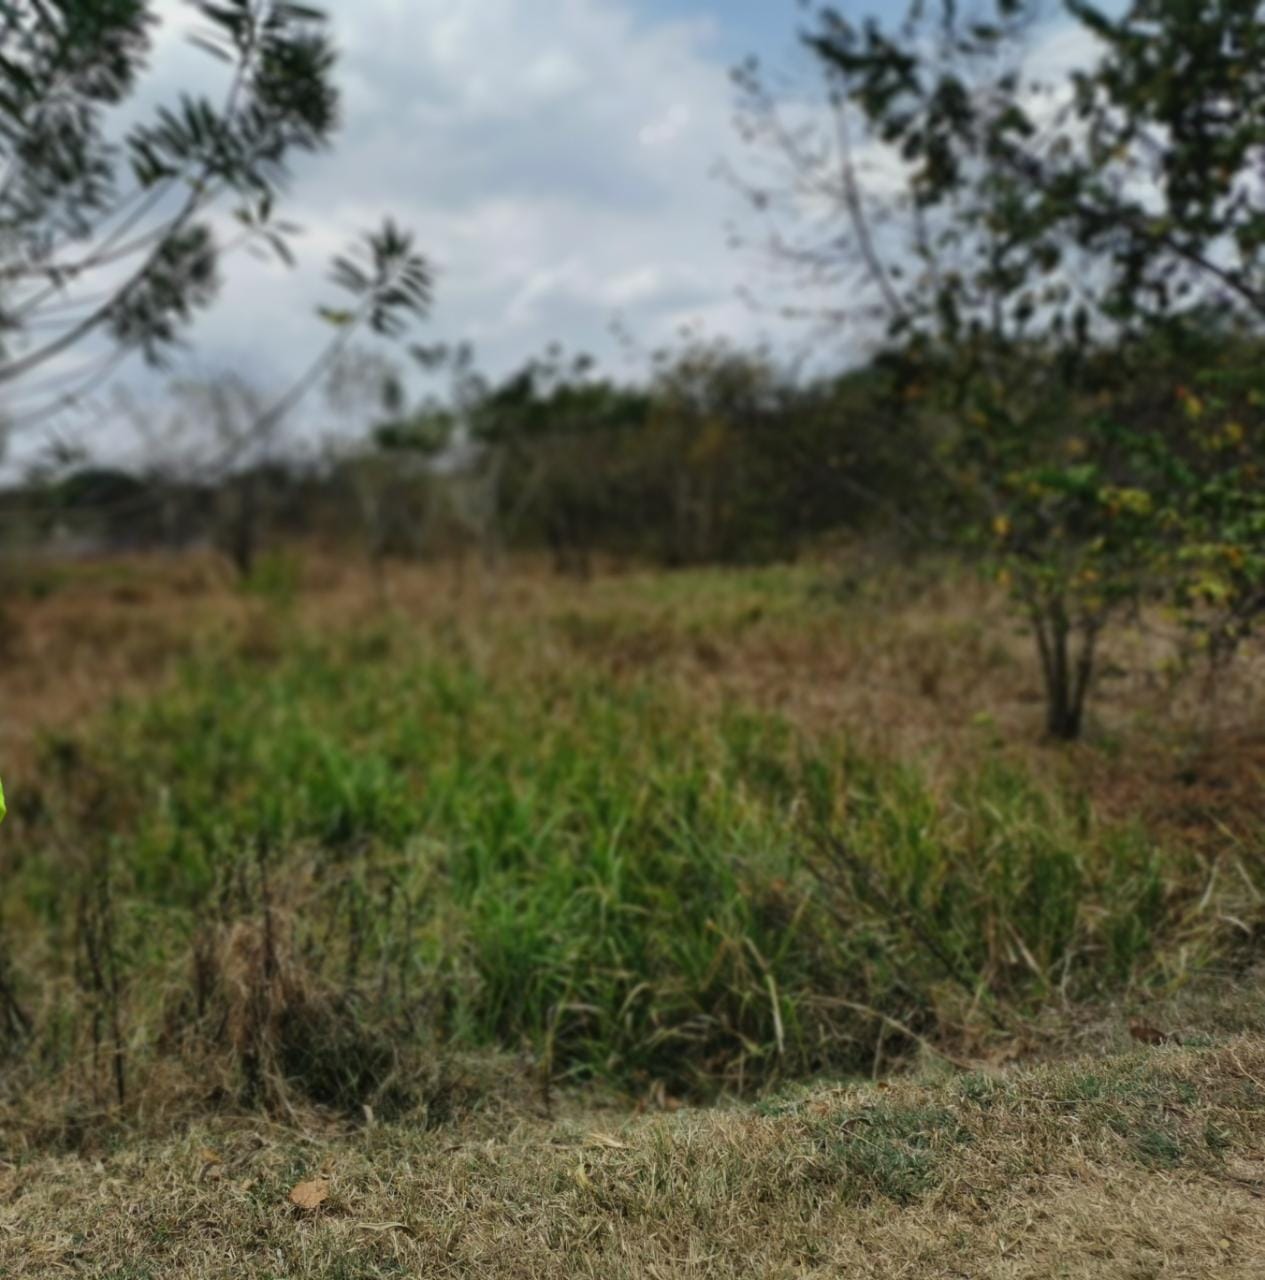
[190,0,819,386]
[7,0,1106,468]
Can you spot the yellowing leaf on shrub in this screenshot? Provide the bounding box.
[289,1178,330,1211]
[1099,486,1152,517]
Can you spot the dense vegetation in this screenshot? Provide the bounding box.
[0,554,1260,1130]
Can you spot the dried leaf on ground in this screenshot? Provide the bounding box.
[1129,1019,1180,1046]
[289,1178,330,1211]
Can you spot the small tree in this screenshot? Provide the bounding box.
[736,0,1265,738]
[334,343,503,577]
[1162,329,1265,666]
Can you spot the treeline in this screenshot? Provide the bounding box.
[3,337,934,573]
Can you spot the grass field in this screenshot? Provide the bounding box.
[2,548,1264,1275]
[6,1037,1265,1278]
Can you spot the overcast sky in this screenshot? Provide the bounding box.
[163,0,823,388]
[10,1,1109,468]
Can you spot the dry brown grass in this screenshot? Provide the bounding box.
[5,542,1265,858]
[0,552,240,779]
[3,543,1260,743]
[3,1034,1264,1278]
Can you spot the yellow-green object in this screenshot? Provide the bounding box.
[0,776,6,823]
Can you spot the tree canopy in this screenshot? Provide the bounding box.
[0,1,431,447]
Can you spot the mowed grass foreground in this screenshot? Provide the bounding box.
[1,553,1259,1129]
[5,1038,1265,1278]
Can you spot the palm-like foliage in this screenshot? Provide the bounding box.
[0,1,431,450]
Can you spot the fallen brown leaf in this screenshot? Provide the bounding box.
[1129,1019,1180,1046]
[289,1178,330,1212]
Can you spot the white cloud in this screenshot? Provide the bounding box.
[639,103,693,148]
[171,0,762,394]
[250,0,752,360]
[602,265,676,306]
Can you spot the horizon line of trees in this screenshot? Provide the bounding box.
[0,333,934,569]
[7,312,1265,748]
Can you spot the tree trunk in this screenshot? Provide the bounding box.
[224,474,258,579]
[1031,599,1099,742]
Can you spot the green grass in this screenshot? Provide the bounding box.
[2,578,1215,1115]
[810,1102,971,1203]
